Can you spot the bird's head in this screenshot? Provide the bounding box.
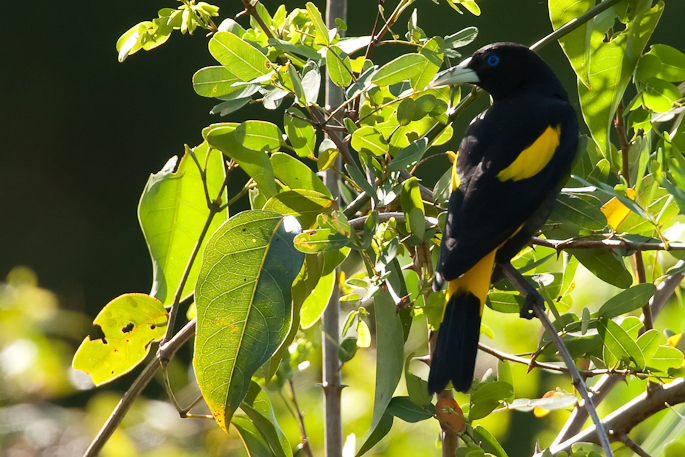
[429,42,566,101]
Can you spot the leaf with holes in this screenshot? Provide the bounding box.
[138,143,228,306]
[194,210,304,431]
[72,293,167,386]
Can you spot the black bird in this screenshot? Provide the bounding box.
[427,42,579,394]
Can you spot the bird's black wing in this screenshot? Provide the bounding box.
[437,95,578,282]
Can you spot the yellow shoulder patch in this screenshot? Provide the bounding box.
[497,125,561,182]
[450,152,461,192]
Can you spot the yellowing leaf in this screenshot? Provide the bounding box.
[72,294,167,386]
[601,188,636,230]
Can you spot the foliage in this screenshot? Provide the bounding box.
[59,0,685,456]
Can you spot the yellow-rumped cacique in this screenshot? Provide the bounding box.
[427,42,579,394]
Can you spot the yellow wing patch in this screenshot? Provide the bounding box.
[497,125,561,182]
[450,152,461,192]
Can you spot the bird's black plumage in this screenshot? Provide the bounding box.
[428,43,579,394]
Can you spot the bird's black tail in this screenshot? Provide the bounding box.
[428,291,482,394]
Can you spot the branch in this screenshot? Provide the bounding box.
[348,211,438,230]
[477,343,631,378]
[499,264,614,457]
[531,236,685,253]
[551,260,685,445]
[547,379,685,455]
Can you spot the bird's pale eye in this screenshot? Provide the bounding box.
[487,55,500,67]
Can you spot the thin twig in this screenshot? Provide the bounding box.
[289,379,315,457]
[530,0,625,51]
[500,264,614,457]
[478,343,631,378]
[617,433,652,457]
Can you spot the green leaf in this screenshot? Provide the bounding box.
[356,319,372,347]
[210,98,251,116]
[597,283,656,319]
[263,189,334,230]
[549,0,594,87]
[72,294,167,386]
[268,38,322,62]
[194,210,304,431]
[649,44,685,81]
[486,292,524,314]
[367,290,404,447]
[411,38,444,90]
[470,381,514,420]
[233,120,282,151]
[371,54,428,87]
[271,152,332,198]
[598,319,644,368]
[550,193,607,231]
[643,78,681,113]
[193,66,241,98]
[387,138,429,172]
[209,32,271,82]
[497,360,514,402]
[305,2,329,45]
[356,410,393,457]
[405,353,431,407]
[300,251,340,328]
[231,414,273,456]
[444,26,478,49]
[346,163,378,199]
[284,107,316,158]
[401,177,426,240]
[473,425,509,457]
[386,396,435,422]
[569,249,633,289]
[351,126,389,156]
[204,123,278,198]
[294,228,353,252]
[138,145,228,306]
[327,46,352,88]
[648,345,684,372]
[578,2,662,157]
[242,382,293,457]
[636,53,663,81]
[636,329,661,365]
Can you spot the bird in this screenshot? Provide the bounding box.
[427,42,579,394]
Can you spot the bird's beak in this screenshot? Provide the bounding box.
[428,57,479,88]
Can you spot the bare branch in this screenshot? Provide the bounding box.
[531,236,685,253]
[547,379,685,455]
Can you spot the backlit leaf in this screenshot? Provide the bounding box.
[371,54,428,87]
[73,294,167,386]
[209,32,271,82]
[194,211,304,431]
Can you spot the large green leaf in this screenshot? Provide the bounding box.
[263,189,334,229]
[597,283,656,319]
[231,414,273,456]
[209,31,271,82]
[570,249,633,289]
[371,54,428,87]
[72,293,167,386]
[204,123,278,198]
[598,318,644,368]
[192,66,241,98]
[327,46,352,88]
[386,396,436,422]
[138,144,228,305]
[549,0,594,87]
[578,2,662,158]
[271,152,332,198]
[470,381,514,420]
[194,210,304,431]
[365,290,404,448]
[356,410,393,457]
[240,382,293,457]
[284,107,316,158]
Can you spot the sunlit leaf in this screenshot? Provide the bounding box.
[194,211,304,431]
[597,283,656,319]
[193,66,241,98]
[598,319,644,368]
[209,32,271,82]
[271,152,332,197]
[284,107,316,158]
[327,46,352,88]
[371,54,428,87]
[470,381,514,420]
[139,145,228,306]
[263,189,333,230]
[73,294,167,386]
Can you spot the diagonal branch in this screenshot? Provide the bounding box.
[499,263,614,457]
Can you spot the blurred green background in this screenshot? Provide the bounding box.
[3,1,685,456]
